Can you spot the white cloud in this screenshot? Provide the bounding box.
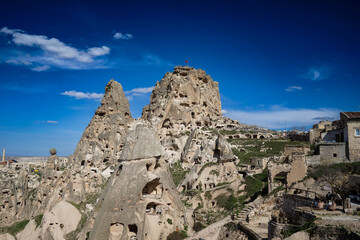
[35,120,59,124]
[113,32,133,40]
[285,86,302,92]
[61,90,104,100]
[0,27,111,71]
[88,46,110,56]
[31,65,50,72]
[124,86,153,101]
[124,87,153,95]
[6,59,32,65]
[46,120,58,124]
[223,107,340,129]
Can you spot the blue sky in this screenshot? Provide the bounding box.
[1,0,359,156]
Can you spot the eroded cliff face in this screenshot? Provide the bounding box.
[89,121,186,240]
[142,66,222,134]
[0,67,243,240]
[72,79,132,170]
[141,66,229,166]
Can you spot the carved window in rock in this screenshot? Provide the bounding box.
[116,165,123,176]
[128,224,138,237]
[146,202,160,214]
[142,178,163,196]
[213,149,221,160]
[162,119,172,129]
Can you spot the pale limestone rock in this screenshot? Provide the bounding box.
[142,66,221,137]
[284,231,310,240]
[72,79,132,170]
[89,121,186,240]
[0,234,15,240]
[16,219,41,240]
[120,121,164,161]
[41,200,81,240]
[101,167,114,179]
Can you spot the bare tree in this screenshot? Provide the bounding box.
[320,169,351,211]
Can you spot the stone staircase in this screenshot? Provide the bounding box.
[237,204,256,222]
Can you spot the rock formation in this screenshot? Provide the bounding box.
[72,80,132,170]
[142,65,222,135]
[89,121,186,240]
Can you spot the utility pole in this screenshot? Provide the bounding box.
[2,148,4,162]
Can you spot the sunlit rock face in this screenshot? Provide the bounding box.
[72,79,132,171]
[142,66,222,136]
[89,121,186,240]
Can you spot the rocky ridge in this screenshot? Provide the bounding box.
[0,66,284,240]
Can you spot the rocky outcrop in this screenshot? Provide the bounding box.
[89,121,186,240]
[142,66,222,135]
[72,80,132,170]
[120,122,165,161]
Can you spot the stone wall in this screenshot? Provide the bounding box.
[319,142,346,161]
[346,122,360,161]
[282,194,314,216]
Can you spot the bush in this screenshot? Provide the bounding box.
[167,230,187,240]
[193,222,206,232]
[245,176,263,198]
[0,219,30,236]
[205,191,212,200]
[308,162,360,180]
[169,161,189,186]
[34,214,43,228]
[167,218,173,225]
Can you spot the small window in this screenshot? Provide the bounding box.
[355,129,360,137]
[333,153,337,158]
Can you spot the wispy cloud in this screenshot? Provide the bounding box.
[61,90,103,100]
[0,27,111,71]
[285,86,302,92]
[113,32,133,40]
[305,65,331,81]
[35,120,58,124]
[125,86,153,101]
[46,120,58,124]
[223,107,339,129]
[31,65,50,72]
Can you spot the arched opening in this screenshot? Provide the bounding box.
[110,222,124,239]
[213,149,221,160]
[162,119,172,129]
[259,135,265,139]
[128,224,137,237]
[146,202,160,214]
[116,165,123,176]
[81,160,85,166]
[146,163,152,171]
[142,178,163,197]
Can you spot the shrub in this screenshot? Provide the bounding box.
[193,222,206,232]
[34,214,43,228]
[0,219,30,236]
[167,230,187,240]
[169,161,189,186]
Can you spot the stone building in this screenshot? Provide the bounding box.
[309,112,360,162]
[309,120,332,144]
